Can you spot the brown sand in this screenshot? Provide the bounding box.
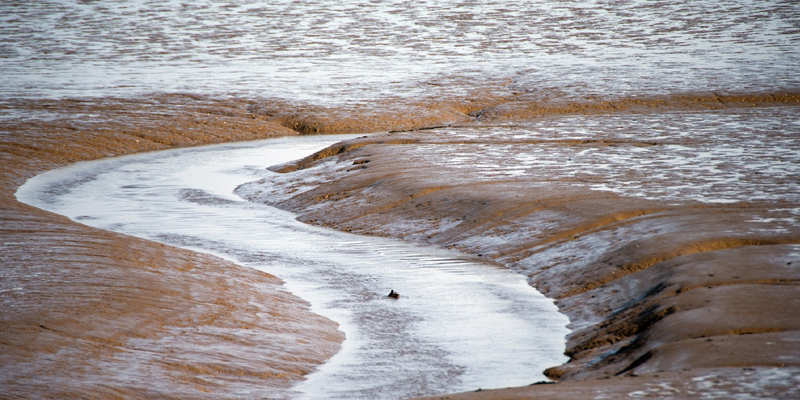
[0,96,339,399]
[241,93,800,399]
[2,92,799,399]
[0,93,510,398]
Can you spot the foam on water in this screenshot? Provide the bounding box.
[16,135,570,400]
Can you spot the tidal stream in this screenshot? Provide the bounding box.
[16,135,569,400]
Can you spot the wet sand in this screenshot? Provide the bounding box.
[0,97,343,398]
[238,94,800,398]
[2,92,800,398]
[4,1,800,397]
[0,94,511,398]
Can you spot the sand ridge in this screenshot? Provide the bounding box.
[0,96,345,399]
[2,91,799,398]
[1,92,507,398]
[237,95,800,399]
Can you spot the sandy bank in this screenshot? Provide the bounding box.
[238,96,800,399]
[1,92,501,398]
[0,96,346,398]
[3,92,799,398]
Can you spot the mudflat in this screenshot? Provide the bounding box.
[2,92,799,399]
[4,1,800,398]
[0,96,344,399]
[237,93,800,399]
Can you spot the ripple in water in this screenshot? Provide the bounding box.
[2,0,799,101]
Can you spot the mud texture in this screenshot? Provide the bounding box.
[3,91,800,399]
[0,96,349,399]
[239,93,800,399]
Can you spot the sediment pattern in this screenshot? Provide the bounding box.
[0,97,346,399]
[4,92,800,398]
[238,95,800,399]
[5,0,800,396]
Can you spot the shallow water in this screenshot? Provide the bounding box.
[2,0,799,102]
[410,108,800,204]
[16,135,570,400]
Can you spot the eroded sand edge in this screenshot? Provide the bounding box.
[0,97,339,399]
[240,94,800,399]
[2,92,799,399]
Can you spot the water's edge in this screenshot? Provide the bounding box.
[16,135,570,400]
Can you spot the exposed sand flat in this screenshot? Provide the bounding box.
[3,93,799,398]
[0,93,508,398]
[4,0,800,396]
[410,367,800,400]
[237,96,800,399]
[0,97,346,398]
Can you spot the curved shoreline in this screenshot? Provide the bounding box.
[2,92,799,398]
[0,100,342,398]
[236,99,800,398]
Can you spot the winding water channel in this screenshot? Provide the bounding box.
[16,135,569,400]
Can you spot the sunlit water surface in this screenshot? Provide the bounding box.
[16,135,570,400]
